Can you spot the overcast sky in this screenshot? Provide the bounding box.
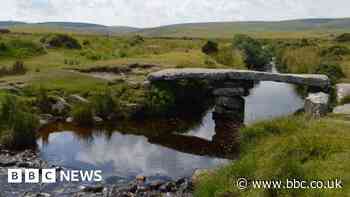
[1,0,350,27]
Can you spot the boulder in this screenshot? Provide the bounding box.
[39,114,55,125]
[305,92,330,118]
[333,104,350,115]
[68,94,89,104]
[336,83,350,103]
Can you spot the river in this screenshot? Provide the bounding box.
[36,66,305,184]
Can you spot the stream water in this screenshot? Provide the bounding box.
[37,66,305,183]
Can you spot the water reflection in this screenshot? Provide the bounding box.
[38,112,238,180]
[38,66,305,180]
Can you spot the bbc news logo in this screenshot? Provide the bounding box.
[8,169,103,183]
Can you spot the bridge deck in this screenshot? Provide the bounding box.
[148,68,330,89]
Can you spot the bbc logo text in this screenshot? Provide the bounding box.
[8,169,103,183]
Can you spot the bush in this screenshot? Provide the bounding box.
[42,34,82,49]
[202,40,219,55]
[0,29,10,34]
[213,47,245,68]
[71,103,94,126]
[0,95,39,150]
[0,39,46,58]
[0,60,27,77]
[233,34,271,69]
[321,45,350,57]
[11,60,26,74]
[335,33,350,42]
[91,91,117,120]
[129,35,144,46]
[315,63,345,84]
[276,46,321,74]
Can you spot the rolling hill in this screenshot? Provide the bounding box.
[1,18,350,38]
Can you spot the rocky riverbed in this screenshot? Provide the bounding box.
[0,147,194,197]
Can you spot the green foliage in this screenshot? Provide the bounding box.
[71,103,94,126]
[41,34,82,49]
[233,34,271,69]
[0,95,39,150]
[129,35,145,46]
[321,45,350,57]
[315,63,345,84]
[335,33,350,42]
[0,60,27,77]
[36,87,52,114]
[202,40,219,55]
[276,46,322,73]
[195,115,350,197]
[91,90,117,120]
[340,95,350,104]
[146,84,176,115]
[213,46,245,68]
[0,39,46,58]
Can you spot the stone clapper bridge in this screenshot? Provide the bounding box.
[147,68,330,159]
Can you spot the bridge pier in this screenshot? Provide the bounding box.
[212,80,250,121]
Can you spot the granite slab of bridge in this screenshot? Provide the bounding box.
[148,68,331,120]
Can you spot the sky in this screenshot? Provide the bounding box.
[1,0,350,28]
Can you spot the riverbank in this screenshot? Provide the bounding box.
[194,114,350,197]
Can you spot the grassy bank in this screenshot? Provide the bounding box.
[195,115,350,197]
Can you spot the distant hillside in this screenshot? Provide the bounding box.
[0,21,139,34]
[1,18,350,38]
[135,18,350,38]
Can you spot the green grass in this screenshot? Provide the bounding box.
[340,95,350,105]
[195,115,350,197]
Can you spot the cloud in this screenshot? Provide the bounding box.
[0,0,349,27]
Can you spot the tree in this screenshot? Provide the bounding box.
[202,40,219,55]
[233,34,271,69]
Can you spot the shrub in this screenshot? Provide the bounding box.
[202,40,219,55]
[11,60,26,74]
[0,29,10,34]
[42,34,82,49]
[0,60,27,77]
[340,95,350,104]
[146,85,176,115]
[91,91,117,120]
[0,39,46,58]
[335,33,350,42]
[129,35,144,46]
[321,45,350,57]
[0,95,39,150]
[276,46,321,74]
[233,34,271,69]
[213,46,245,68]
[314,63,345,84]
[71,103,94,126]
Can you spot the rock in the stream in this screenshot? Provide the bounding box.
[333,104,350,115]
[305,92,330,118]
[39,114,55,125]
[93,116,103,123]
[336,83,350,103]
[68,94,90,104]
[51,97,71,114]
